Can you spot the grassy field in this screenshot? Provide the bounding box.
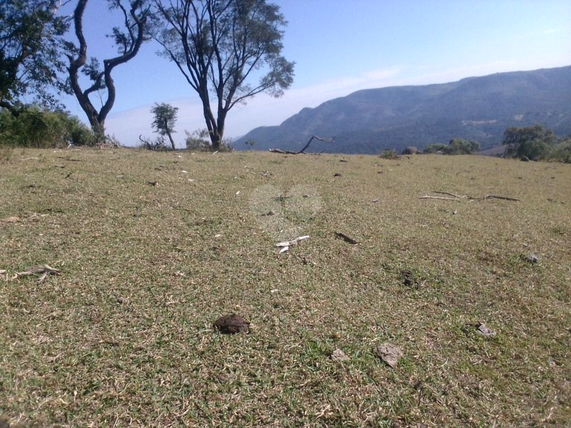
[1,148,570,427]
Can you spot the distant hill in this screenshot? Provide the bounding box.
[235,66,571,154]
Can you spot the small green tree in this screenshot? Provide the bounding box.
[503,124,556,160]
[151,103,178,149]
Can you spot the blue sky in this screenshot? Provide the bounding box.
[59,0,571,147]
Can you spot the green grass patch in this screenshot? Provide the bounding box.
[1,149,570,426]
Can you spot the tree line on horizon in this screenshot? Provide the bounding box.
[392,126,570,162]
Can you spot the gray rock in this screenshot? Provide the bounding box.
[476,322,496,337]
[374,343,403,367]
[330,349,350,362]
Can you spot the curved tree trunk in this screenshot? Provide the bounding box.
[67,0,148,145]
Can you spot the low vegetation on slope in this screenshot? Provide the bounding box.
[1,149,570,427]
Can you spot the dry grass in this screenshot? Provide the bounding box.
[1,148,570,427]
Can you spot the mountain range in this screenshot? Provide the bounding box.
[235,66,571,154]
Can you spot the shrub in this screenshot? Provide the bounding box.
[138,135,170,151]
[185,129,233,152]
[402,146,419,155]
[549,140,571,163]
[379,149,399,159]
[0,146,14,163]
[423,143,449,154]
[0,106,95,148]
[423,139,479,155]
[503,124,556,160]
[513,139,551,161]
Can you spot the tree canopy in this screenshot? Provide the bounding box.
[503,124,557,160]
[0,0,69,113]
[152,0,295,151]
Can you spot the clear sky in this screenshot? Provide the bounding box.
[59,0,571,147]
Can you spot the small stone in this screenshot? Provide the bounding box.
[401,270,415,287]
[330,349,350,362]
[214,314,250,334]
[374,343,403,367]
[526,254,540,263]
[476,322,496,337]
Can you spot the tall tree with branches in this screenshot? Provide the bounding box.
[0,0,69,114]
[152,0,294,151]
[66,0,150,141]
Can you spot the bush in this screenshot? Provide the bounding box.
[138,135,170,151]
[549,140,571,163]
[424,139,479,155]
[0,146,14,163]
[423,143,449,154]
[402,146,419,155]
[513,139,551,161]
[379,149,399,159]
[448,138,479,154]
[185,129,233,152]
[503,124,556,160]
[0,106,95,148]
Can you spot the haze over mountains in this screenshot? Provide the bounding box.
[235,66,571,154]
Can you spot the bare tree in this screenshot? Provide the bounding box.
[152,0,294,151]
[66,0,150,141]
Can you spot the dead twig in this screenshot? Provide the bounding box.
[276,235,310,254]
[433,191,465,198]
[419,196,462,201]
[270,135,335,155]
[485,195,520,202]
[335,232,358,245]
[420,193,520,202]
[13,265,61,283]
[269,148,296,154]
[297,135,335,154]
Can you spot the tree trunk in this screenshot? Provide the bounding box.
[166,130,175,150]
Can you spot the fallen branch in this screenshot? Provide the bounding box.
[13,264,61,283]
[433,191,464,198]
[419,196,462,201]
[420,193,520,202]
[269,148,297,154]
[297,135,335,154]
[485,195,520,202]
[270,135,335,155]
[335,232,358,245]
